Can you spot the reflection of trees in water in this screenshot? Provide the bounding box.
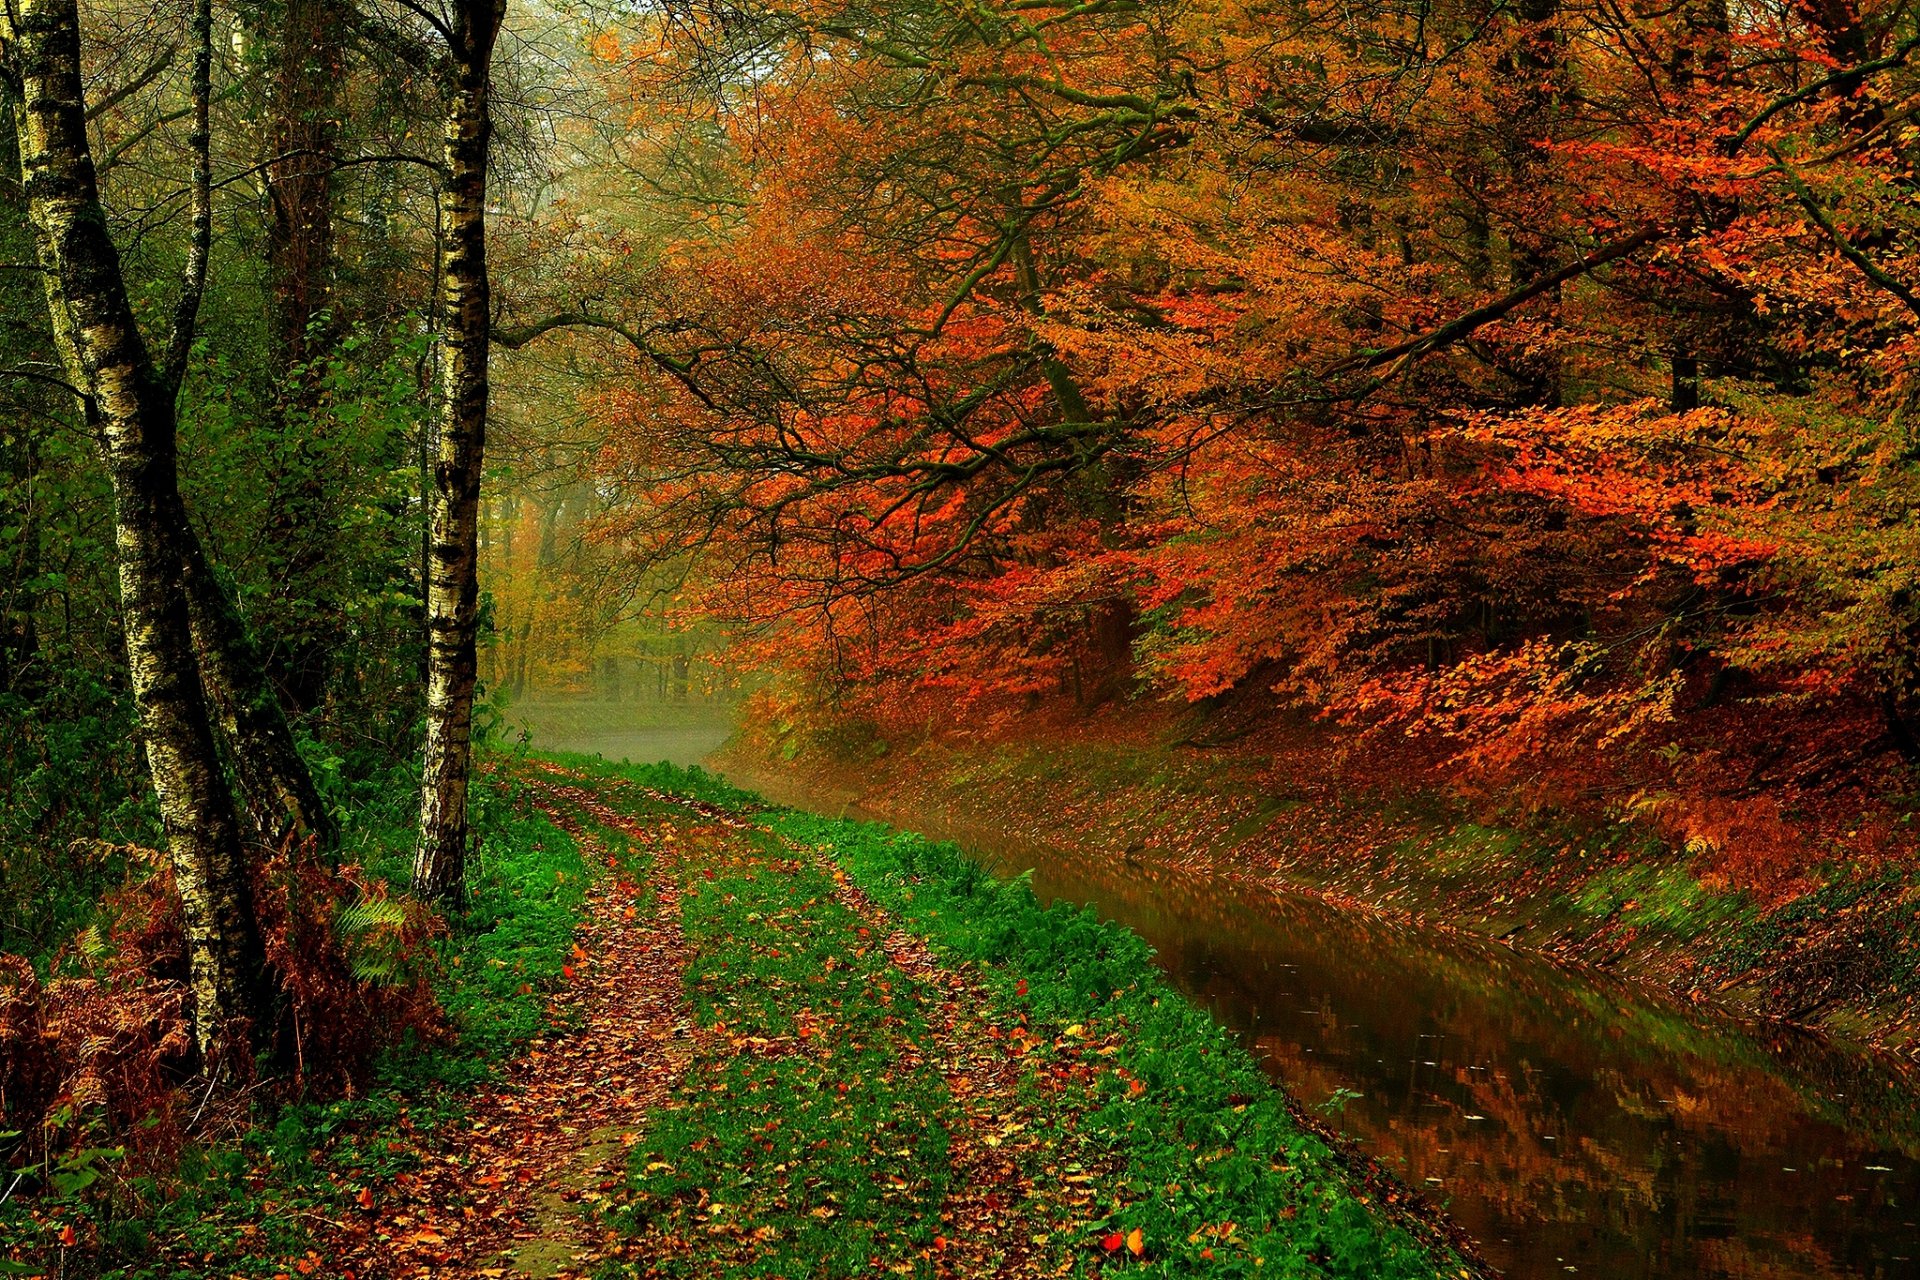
[789,795,1920,1280]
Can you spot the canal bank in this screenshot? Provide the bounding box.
[707,706,1920,1055]
[712,748,1920,1280]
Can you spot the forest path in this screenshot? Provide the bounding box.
[525,761,1111,1279]
[482,761,1109,1279]
[316,769,694,1279]
[292,758,1472,1280]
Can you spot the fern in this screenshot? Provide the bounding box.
[335,898,409,938]
[335,898,414,983]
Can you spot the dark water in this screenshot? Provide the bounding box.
[723,767,1920,1280]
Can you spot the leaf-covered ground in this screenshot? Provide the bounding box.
[296,772,690,1278]
[295,757,1471,1279]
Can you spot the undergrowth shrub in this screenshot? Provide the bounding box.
[0,878,190,1193]
[0,838,447,1223]
[253,841,447,1096]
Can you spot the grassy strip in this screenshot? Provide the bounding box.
[1,765,590,1277]
[573,758,1461,1279]
[533,774,1106,1279]
[618,826,955,1276]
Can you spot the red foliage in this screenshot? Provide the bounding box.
[553,0,1920,883]
[252,842,448,1098]
[0,845,446,1184]
[0,861,191,1178]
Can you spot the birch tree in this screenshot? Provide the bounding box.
[0,0,268,1052]
[412,0,507,906]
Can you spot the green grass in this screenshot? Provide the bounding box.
[573,758,1459,1279]
[1569,862,1750,935]
[0,765,591,1278]
[617,830,957,1276]
[12,752,1467,1278]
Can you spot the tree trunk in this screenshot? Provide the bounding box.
[0,113,44,697]
[259,0,346,714]
[1,0,268,1053]
[414,0,506,907]
[0,413,39,696]
[263,0,340,375]
[179,528,338,848]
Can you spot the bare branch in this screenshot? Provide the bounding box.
[1327,225,1667,378]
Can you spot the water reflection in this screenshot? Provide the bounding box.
[729,768,1920,1280]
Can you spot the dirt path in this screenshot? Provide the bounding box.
[836,880,1118,1278]
[313,778,691,1280]
[299,763,1469,1280]
[576,767,1120,1279]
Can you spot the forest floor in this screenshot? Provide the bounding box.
[283,756,1476,1280]
[711,703,1920,1052]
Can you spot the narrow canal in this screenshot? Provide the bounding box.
[730,765,1920,1280]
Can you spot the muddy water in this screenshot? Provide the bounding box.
[723,765,1920,1280]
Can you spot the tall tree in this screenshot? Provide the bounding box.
[254,0,350,718]
[413,0,506,906]
[0,0,268,1052]
[0,110,47,698]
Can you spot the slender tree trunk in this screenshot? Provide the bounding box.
[179,530,338,847]
[1,0,268,1053]
[414,0,506,907]
[0,115,44,697]
[1009,232,1091,425]
[263,0,340,374]
[0,418,38,695]
[1496,0,1564,407]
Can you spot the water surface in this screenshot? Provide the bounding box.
[507,700,733,768]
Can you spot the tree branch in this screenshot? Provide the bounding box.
[159,0,211,396]
[1326,225,1667,378]
[85,41,179,122]
[1771,144,1920,321]
[1727,32,1920,156]
[490,311,718,409]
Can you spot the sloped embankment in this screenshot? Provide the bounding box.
[711,712,1920,1051]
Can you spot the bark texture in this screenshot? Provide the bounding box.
[0,0,268,1051]
[180,529,338,848]
[263,0,340,372]
[260,0,347,714]
[413,0,506,907]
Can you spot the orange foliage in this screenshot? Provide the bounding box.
[561,0,1920,879]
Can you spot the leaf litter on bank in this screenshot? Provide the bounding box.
[304,775,692,1279]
